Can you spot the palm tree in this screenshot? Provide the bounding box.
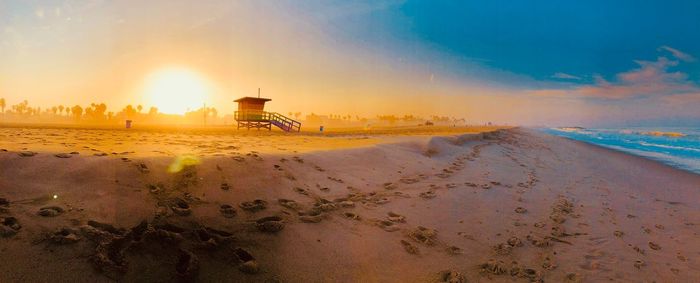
[71,105,83,120]
[58,105,65,116]
[0,98,5,114]
[137,105,143,114]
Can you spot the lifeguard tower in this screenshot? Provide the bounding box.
[234,90,301,132]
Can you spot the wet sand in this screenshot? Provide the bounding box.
[1,127,699,282]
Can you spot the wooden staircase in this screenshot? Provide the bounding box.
[269,112,301,132]
[234,111,301,132]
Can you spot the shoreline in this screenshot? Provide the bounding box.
[538,128,700,177]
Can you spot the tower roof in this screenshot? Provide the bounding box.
[234,96,271,103]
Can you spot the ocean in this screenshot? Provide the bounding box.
[543,127,700,175]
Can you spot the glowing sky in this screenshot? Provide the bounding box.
[1,0,699,126]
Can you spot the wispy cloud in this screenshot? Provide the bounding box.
[534,48,697,100]
[658,45,696,62]
[551,72,581,80]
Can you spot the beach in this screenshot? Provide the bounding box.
[1,126,700,282]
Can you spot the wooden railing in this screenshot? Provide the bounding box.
[269,112,301,132]
[234,110,301,132]
[234,110,270,122]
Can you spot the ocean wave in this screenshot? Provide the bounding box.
[636,141,700,153]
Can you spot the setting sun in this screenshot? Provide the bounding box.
[143,67,211,115]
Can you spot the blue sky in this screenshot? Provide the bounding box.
[357,0,700,86]
[1,0,699,126]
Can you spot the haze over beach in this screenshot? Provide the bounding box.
[1,1,700,282]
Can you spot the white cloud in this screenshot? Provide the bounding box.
[658,45,696,62]
[551,72,581,80]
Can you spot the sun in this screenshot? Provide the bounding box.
[143,67,211,115]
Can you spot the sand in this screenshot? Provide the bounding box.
[1,126,699,282]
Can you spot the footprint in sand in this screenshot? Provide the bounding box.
[493,243,513,255]
[220,183,231,191]
[401,239,419,254]
[54,153,73,158]
[419,190,437,199]
[232,247,259,274]
[376,220,400,232]
[508,236,524,247]
[439,270,466,283]
[38,206,65,217]
[240,200,268,212]
[293,187,309,196]
[0,198,9,213]
[387,212,406,223]
[526,234,550,247]
[563,273,584,283]
[409,226,438,245]
[648,241,661,250]
[136,163,150,174]
[175,249,199,280]
[219,205,237,218]
[542,257,558,271]
[255,216,285,233]
[339,200,355,208]
[343,212,361,220]
[278,199,300,210]
[0,216,21,237]
[383,182,397,190]
[634,259,645,269]
[399,177,420,184]
[170,198,192,216]
[299,213,324,223]
[18,151,37,157]
[446,245,463,255]
[514,207,528,214]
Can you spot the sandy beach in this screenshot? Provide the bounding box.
[1,126,699,282]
